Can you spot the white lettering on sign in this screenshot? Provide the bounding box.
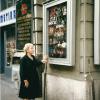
[0,6,16,27]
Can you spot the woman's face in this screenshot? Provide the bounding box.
[27,46,34,55]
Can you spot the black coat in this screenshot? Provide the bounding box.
[19,55,43,99]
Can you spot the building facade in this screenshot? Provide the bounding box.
[0,0,100,100]
[0,0,16,74]
[42,0,100,100]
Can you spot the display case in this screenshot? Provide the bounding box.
[43,0,76,66]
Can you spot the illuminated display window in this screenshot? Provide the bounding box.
[43,0,76,66]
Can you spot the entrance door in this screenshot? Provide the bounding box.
[0,29,5,73]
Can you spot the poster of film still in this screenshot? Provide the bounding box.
[48,2,67,58]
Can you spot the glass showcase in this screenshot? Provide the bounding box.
[43,0,76,66]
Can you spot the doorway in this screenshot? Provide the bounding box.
[0,28,5,73]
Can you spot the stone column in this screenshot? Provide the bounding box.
[32,0,43,57]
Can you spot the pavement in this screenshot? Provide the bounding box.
[0,74,42,100]
[0,74,20,100]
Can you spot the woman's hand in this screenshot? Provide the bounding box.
[24,80,29,88]
[42,55,48,63]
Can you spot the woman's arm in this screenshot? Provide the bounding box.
[34,55,48,65]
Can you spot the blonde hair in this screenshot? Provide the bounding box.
[23,43,33,52]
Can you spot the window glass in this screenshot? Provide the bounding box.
[8,0,13,7]
[13,0,16,5]
[1,0,7,10]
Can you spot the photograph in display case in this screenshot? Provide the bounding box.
[43,0,76,66]
[48,2,67,58]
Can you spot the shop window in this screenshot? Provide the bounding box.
[13,0,16,5]
[12,57,20,64]
[7,0,13,7]
[94,0,100,64]
[1,0,7,10]
[6,25,16,66]
[43,0,76,66]
[6,41,15,65]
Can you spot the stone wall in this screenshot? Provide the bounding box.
[80,0,94,72]
[37,0,100,100]
[43,0,95,100]
[46,75,93,100]
[32,0,43,56]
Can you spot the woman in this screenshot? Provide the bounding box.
[19,43,47,100]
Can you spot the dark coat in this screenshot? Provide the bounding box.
[19,55,43,99]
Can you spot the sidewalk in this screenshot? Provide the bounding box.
[0,74,20,100]
[0,74,42,100]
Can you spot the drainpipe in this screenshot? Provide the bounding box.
[88,59,95,100]
[83,0,95,99]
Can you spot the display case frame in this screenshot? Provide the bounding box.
[43,0,76,66]
[94,0,100,65]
